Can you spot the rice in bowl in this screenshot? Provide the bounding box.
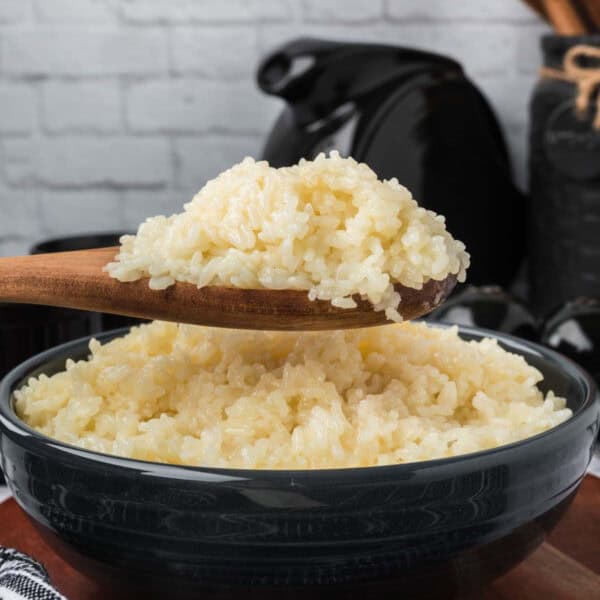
[105,152,469,322]
[14,321,571,469]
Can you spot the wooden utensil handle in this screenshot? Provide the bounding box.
[0,247,252,328]
[580,0,600,31]
[0,247,234,327]
[543,0,588,34]
[0,248,457,331]
[0,247,119,308]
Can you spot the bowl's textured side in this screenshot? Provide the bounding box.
[0,327,598,598]
[0,430,589,592]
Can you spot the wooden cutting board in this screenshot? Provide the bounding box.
[0,476,598,599]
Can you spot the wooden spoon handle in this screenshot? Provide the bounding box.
[0,247,456,331]
[0,247,264,328]
[543,0,588,34]
[0,247,127,311]
[580,0,600,31]
[0,247,275,328]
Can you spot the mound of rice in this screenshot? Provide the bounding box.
[106,152,469,322]
[15,321,571,469]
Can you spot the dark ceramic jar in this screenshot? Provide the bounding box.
[0,327,597,599]
[0,304,96,380]
[259,39,526,287]
[529,35,600,315]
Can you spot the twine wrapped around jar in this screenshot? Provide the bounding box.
[528,35,600,315]
[540,44,600,128]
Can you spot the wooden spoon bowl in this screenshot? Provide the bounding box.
[0,247,457,331]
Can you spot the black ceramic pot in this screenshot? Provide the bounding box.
[0,327,597,599]
[259,38,526,287]
[30,233,127,255]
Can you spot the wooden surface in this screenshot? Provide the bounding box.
[0,247,457,331]
[0,476,598,599]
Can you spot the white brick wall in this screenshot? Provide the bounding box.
[37,137,171,186]
[39,190,123,236]
[35,0,118,24]
[121,0,294,24]
[170,27,260,77]
[1,30,168,76]
[126,79,279,133]
[0,0,32,24]
[0,0,550,256]
[303,0,383,23]
[174,136,261,191]
[42,81,121,133]
[0,84,36,134]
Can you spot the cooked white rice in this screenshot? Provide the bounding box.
[105,152,469,322]
[15,321,571,469]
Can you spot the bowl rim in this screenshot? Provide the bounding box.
[0,324,597,480]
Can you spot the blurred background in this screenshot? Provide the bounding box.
[0,0,549,256]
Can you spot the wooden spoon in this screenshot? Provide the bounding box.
[0,247,457,331]
[543,0,588,34]
[580,0,600,31]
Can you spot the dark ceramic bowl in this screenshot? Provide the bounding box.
[0,327,598,599]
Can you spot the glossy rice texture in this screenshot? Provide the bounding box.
[15,321,570,469]
[105,153,469,322]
